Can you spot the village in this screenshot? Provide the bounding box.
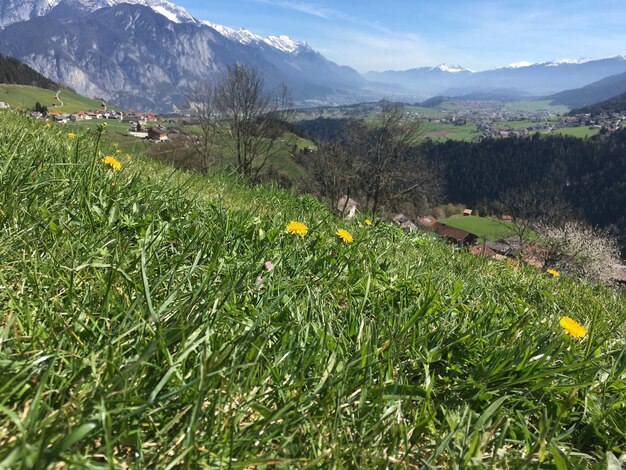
[336,196,626,286]
[409,100,626,139]
[294,99,626,140]
[6,101,173,143]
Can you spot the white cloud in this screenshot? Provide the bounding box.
[250,0,335,19]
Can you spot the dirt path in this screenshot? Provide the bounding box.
[55,90,63,107]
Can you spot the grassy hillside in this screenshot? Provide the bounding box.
[0,84,102,113]
[0,110,625,468]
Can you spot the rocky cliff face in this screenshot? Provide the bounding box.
[0,0,366,110]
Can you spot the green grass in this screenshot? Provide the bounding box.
[421,121,481,141]
[554,126,601,138]
[495,119,553,129]
[0,84,102,114]
[440,215,518,241]
[0,110,625,468]
[70,118,138,135]
[69,119,152,156]
[505,100,570,114]
[404,106,446,117]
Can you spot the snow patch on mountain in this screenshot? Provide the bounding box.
[545,57,594,67]
[115,0,197,23]
[202,22,262,44]
[264,35,303,53]
[202,21,308,54]
[433,64,471,73]
[504,61,536,69]
[0,0,197,28]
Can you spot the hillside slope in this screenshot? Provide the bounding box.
[0,52,57,89]
[0,83,102,112]
[549,70,626,108]
[570,91,626,115]
[0,111,624,468]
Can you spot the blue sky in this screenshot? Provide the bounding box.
[178,0,626,72]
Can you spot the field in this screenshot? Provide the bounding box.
[0,84,102,113]
[440,215,518,240]
[404,105,446,117]
[505,100,569,114]
[554,126,601,138]
[68,118,153,156]
[0,110,625,468]
[420,120,481,141]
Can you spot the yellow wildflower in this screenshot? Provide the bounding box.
[336,228,353,244]
[286,220,308,236]
[103,155,122,170]
[115,149,122,154]
[67,132,76,139]
[46,122,51,128]
[559,316,587,338]
[365,219,372,226]
[547,269,560,277]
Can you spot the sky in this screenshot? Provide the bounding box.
[178,0,626,72]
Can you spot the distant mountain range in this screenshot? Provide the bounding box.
[365,57,626,98]
[1,0,626,111]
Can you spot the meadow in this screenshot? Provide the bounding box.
[504,100,570,114]
[440,215,518,241]
[0,84,102,114]
[554,127,601,139]
[420,121,481,141]
[0,110,624,468]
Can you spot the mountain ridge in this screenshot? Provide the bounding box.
[549,70,626,108]
[0,1,366,111]
[2,0,626,110]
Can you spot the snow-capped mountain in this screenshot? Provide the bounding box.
[366,56,626,98]
[2,0,626,110]
[432,64,472,73]
[0,0,196,28]
[203,21,310,54]
[0,0,366,110]
[0,0,313,56]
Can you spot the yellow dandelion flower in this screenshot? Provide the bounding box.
[336,228,353,244]
[67,132,76,139]
[365,219,372,226]
[286,220,308,236]
[559,316,587,338]
[547,269,560,277]
[103,155,122,170]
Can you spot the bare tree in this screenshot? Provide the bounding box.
[501,186,575,248]
[299,134,363,214]
[215,64,290,179]
[355,102,434,214]
[299,105,440,217]
[186,80,218,172]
